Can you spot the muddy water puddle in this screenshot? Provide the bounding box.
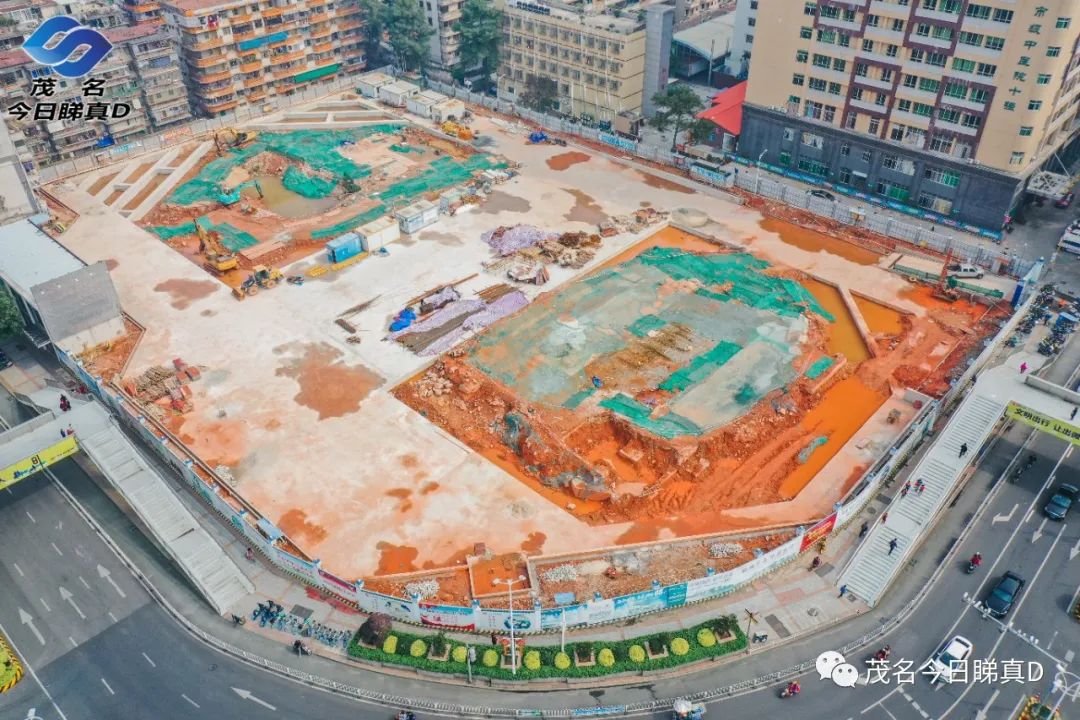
[475,189,531,215]
[275,342,383,419]
[245,174,338,219]
[759,217,880,266]
[564,188,607,224]
[547,151,590,171]
[853,294,906,336]
[801,278,870,364]
[153,278,219,310]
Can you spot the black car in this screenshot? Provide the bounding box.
[809,189,836,202]
[1044,483,1079,520]
[984,571,1025,617]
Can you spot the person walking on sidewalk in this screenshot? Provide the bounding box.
[1072,406,1078,421]
[916,479,926,494]
[888,537,899,555]
[900,481,911,498]
[490,632,498,646]
[859,521,869,538]
[1020,362,1029,374]
[839,585,848,598]
[810,555,821,571]
[959,442,969,458]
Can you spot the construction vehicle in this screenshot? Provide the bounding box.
[440,121,474,141]
[196,220,239,275]
[933,250,961,302]
[215,127,258,154]
[672,699,705,720]
[233,265,284,300]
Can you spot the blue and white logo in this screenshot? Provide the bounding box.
[22,16,113,78]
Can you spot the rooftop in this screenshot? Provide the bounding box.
[0,48,29,70]
[103,23,164,42]
[0,218,85,301]
[673,13,735,61]
[698,80,747,136]
[159,0,243,15]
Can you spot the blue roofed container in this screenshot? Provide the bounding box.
[326,232,363,263]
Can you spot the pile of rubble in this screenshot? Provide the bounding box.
[599,207,668,237]
[541,564,579,583]
[404,578,440,599]
[416,364,454,398]
[122,358,202,414]
[484,226,607,283]
[708,541,744,559]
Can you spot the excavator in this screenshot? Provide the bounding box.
[233,265,284,300]
[214,127,258,155]
[196,220,239,275]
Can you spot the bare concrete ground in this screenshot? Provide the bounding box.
[47,109,945,579]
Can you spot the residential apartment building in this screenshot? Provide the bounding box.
[420,0,464,81]
[740,0,1080,230]
[673,0,730,27]
[160,0,366,118]
[122,0,166,26]
[495,0,654,121]
[726,0,757,77]
[0,23,192,169]
[0,0,127,50]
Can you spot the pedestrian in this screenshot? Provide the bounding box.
[887,537,898,555]
[66,425,73,437]
[959,442,969,458]
[60,428,66,438]
[900,483,910,498]
[881,511,888,525]
[916,480,926,495]
[859,521,869,538]
[1020,362,1029,374]
[490,632,498,646]
[1071,406,1077,421]
[810,555,821,571]
[971,372,978,385]
[839,585,848,598]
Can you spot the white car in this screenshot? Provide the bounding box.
[927,635,973,683]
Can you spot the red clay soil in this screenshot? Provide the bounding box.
[77,316,145,383]
[153,278,219,310]
[547,151,590,171]
[274,342,383,420]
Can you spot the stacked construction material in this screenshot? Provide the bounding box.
[482,225,559,256]
[390,289,529,356]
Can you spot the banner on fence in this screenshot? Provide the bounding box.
[586,598,615,625]
[1006,401,1080,444]
[480,606,541,632]
[800,512,837,553]
[599,131,636,152]
[318,569,358,601]
[418,602,477,630]
[358,587,420,621]
[690,164,732,188]
[0,435,79,490]
[612,587,667,617]
[275,547,320,583]
[540,604,588,629]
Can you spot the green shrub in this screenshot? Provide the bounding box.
[696,628,716,648]
[451,645,468,663]
[409,639,427,658]
[554,652,571,670]
[431,632,448,655]
[597,648,615,667]
[383,635,398,654]
[671,637,690,656]
[482,649,499,667]
[628,645,646,663]
[524,650,542,671]
[655,631,673,647]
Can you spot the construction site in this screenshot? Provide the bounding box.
[41,88,1010,608]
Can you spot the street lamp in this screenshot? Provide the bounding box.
[494,575,527,675]
[754,148,767,193]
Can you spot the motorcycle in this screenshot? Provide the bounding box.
[396,712,417,720]
[231,614,246,626]
[966,556,981,574]
[780,682,801,698]
[293,640,311,656]
[866,646,891,664]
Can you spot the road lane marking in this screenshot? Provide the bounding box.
[1006,693,1026,719]
[941,523,1066,719]
[25,510,35,523]
[1033,516,1049,543]
[142,652,156,668]
[1048,631,1059,651]
[50,542,62,557]
[68,637,76,648]
[975,688,1001,720]
[97,564,126,598]
[39,598,50,613]
[78,576,90,590]
[0,618,70,720]
[860,686,901,714]
[107,611,117,623]
[992,503,1018,524]
[182,694,200,708]
[12,562,24,577]
[18,608,45,645]
[910,700,929,719]
[232,688,277,711]
[100,678,114,695]
[941,443,1069,643]
[58,587,85,620]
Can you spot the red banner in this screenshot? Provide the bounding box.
[800,512,837,553]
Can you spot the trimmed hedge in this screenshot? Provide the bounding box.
[348,616,745,681]
[410,639,427,658]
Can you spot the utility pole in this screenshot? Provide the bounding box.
[754,149,767,193]
[495,575,527,675]
[743,609,758,654]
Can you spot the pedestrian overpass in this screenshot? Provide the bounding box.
[0,401,253,614]
[839,360,1080,606]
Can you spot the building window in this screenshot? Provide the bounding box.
[961,113,981,128]
[916,23,930,37]
[919,78,940,93]
[918,193,953,214]
[890,125,905,141]
[779,150,791,165]
[828,82,842,95]
[891,18,904,31]
[1037,74,1052,84]
[882,154,915,175]
[868,118,880,134]
[839,168,852,184]
[1010,151,1025,165]
[976,63,996,77]
[959,31,983,46]
[969,88,988,103]
[903,74,917,88]
[809,78,826,91]
[867,14,879,27]
[952,58,975,73]
[793,74,806,86]
[1048,46,1061,57]
[812,54,830,68]
[897,99,912,111]
[910,49,924,62]
[886,44,899,57]
[992,9,1013,23]
[852,88,864,101]
[840,143,850,156]
[875,92,887,106]
[1019,126,1033,136]
[862,39,874,52]
[875,180,909,201]
[801,131,824,148]
[985,36,1005,51]
[856,63,869,77]
[925,167,960,187]
[1029,100,1043,110]
[800,26,812,39]
[783,127,795,141]
[796,50,809,62]
[938,108,960,123]
[798,158,830,176]
[913,102,933,117]
[833,58,846,71]
[803,1,816,14]
[1004,101,1016,111]
[966,4,990,19]
[929,135,953,153]
[1056,17,1071,29]
[943,83,966,99]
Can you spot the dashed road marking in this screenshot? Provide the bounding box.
[50,543,62,557]
[78,576,90,590]
[12,563,24,577]
[107,611,117,623]
[39,598,50,613]
[142,652,156,668]
[182,694,200,708]
[100,678,114,695]
[25,510,35,523]
[68,637,76,648]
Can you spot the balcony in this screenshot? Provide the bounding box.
[308,11,330,24]
[232,30,257,43]
[309,25,332,40]
[189,36,226,51]
[913,6,960,23]
[852,74,892,90]
[442,9,461,22]
[199,83,235,99]
[243,74,265,88]
[197,69,233,84]
[123,0,159,12]
[191,54,229,68]
[336,18,362,30]
[818,15,861,33]
[229,12,257,25]
[262,7,283,18]
[849,97,888,113]
[239,60,263,72]
[272,66,298,79]
[910,33,954,50]
[247,88,267,102]
[271,50,306,64]
[204,97,239,113]
[312,41,333,54]
[935,118,978,137]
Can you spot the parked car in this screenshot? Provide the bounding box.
[984,571,1025,617]
[0,351,11,370]
[927,636,973,684]
[1044,483,1079,520]
[1056,192,1075,208]
[947,262,985,279]
[809,189,836,202]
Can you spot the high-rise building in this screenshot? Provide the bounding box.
[0,23,192,169]
[420,0,464,81]
[740,0,1080,230]
[726,0,757,77]
[160,0,366,117]
[495,0,653,121]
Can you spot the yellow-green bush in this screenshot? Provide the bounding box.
[482,649,499,667]
[554,652,571,670]
[628,645,646,663]
[696,628,716,648]
[451,645,468,663]
[524,650,542,671]
[671,637,690,656]
[383,635,398,654]
[409,639,427,658]
[597,648,615,667]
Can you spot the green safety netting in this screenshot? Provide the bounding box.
[626,315,667,338]
[804,356,835,379]
[797,436,829,463]
[659,340,742,393]
[310,204,386,240]
[282,166,337,199]
[389,144,424,154]
[562,387,596,410]
[200,216,258,250]
[373,155,505,205]
[147,220,197,240]
[599,394,703,439]
[168,126,405,206]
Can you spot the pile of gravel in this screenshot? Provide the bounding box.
[541,564,578,583]
[708,542,743,559]
[404,579,440,599]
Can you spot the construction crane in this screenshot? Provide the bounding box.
[195,220,239,274]
[214,127,258,155]
[233,265,284,300]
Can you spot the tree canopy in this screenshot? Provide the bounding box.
[649,84,706,150]
[0,287,23,341]
[453,0,502,87]
[519,74,559,113]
